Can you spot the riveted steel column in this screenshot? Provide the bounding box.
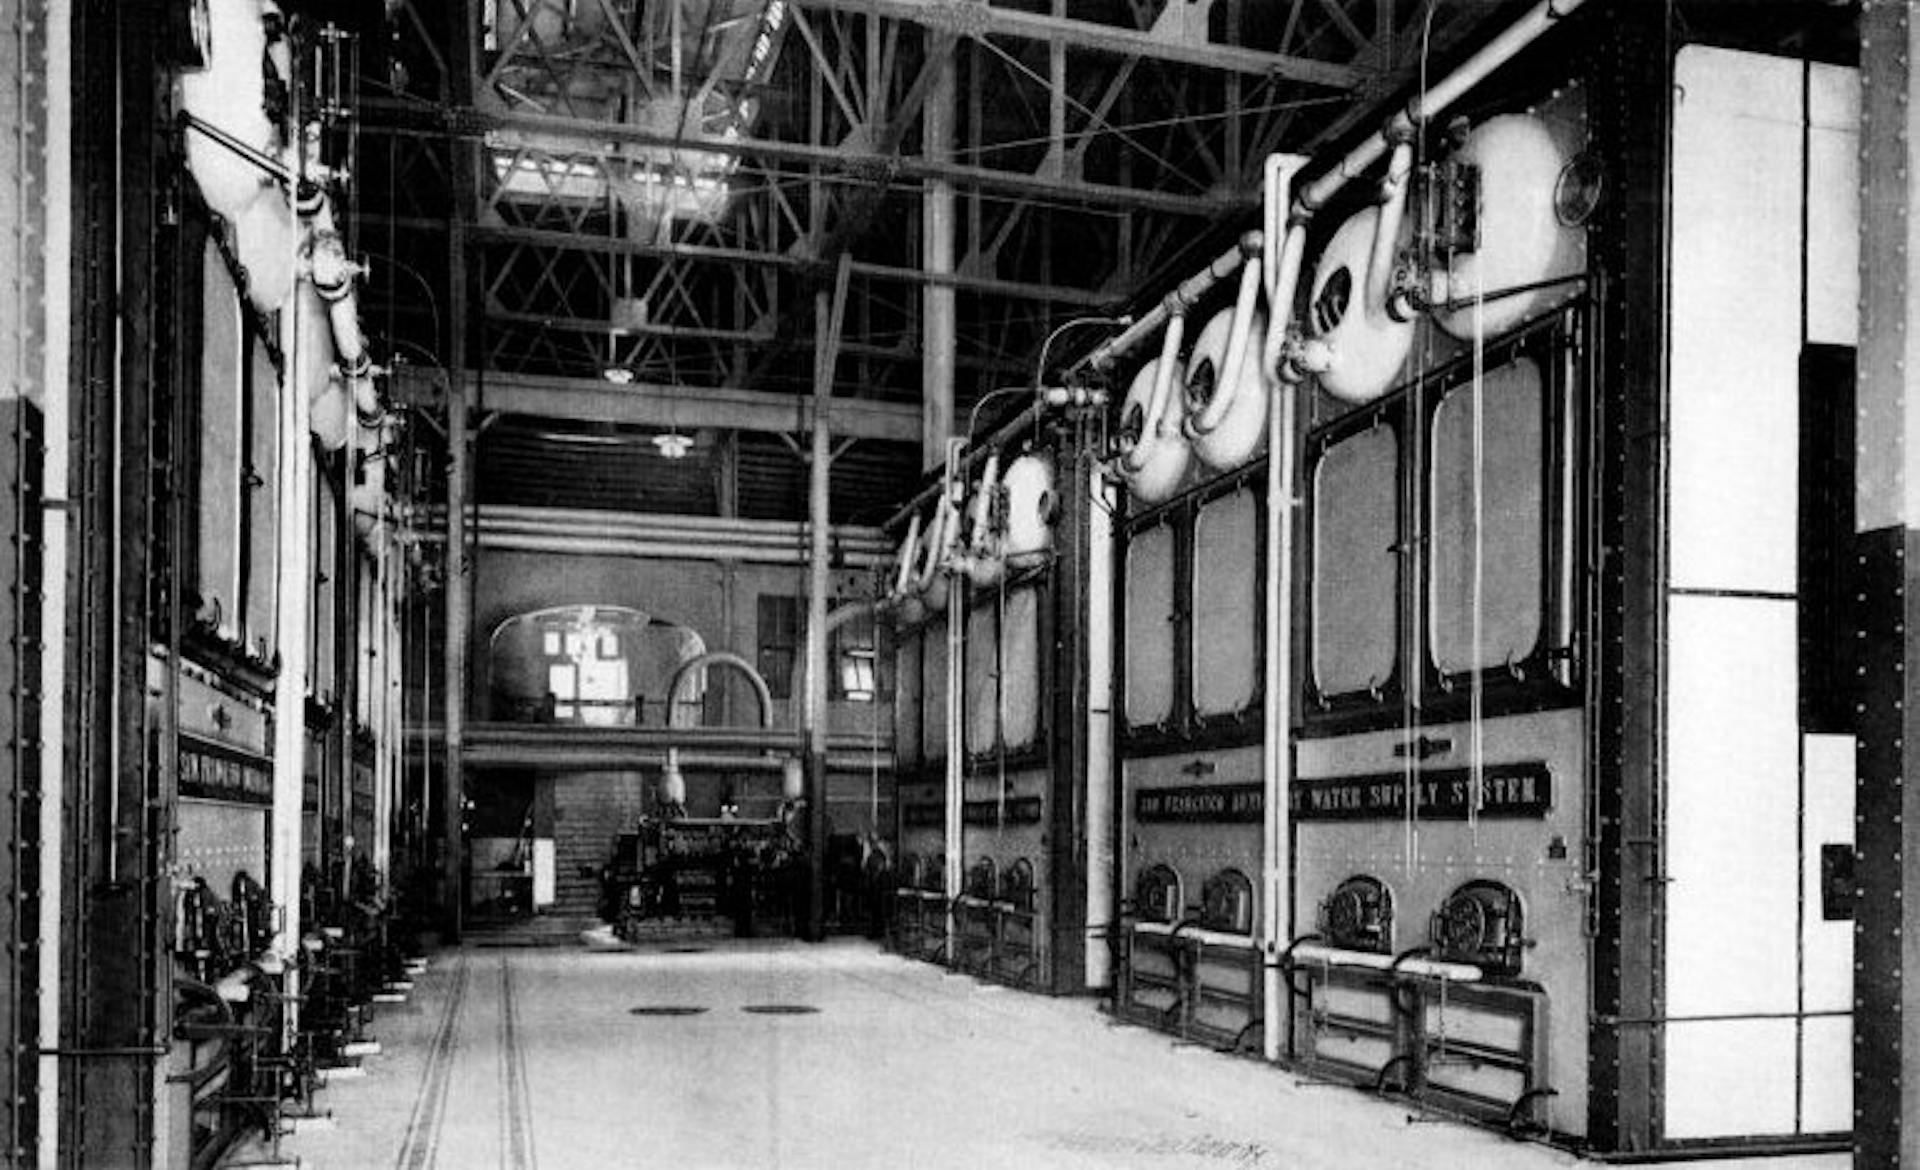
[1584,9,1670,1151]
[920,34,955,471]
[805,255,850,942]
[1853,3,1920,1165]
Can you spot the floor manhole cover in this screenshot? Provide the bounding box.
[628,1006,710,1017]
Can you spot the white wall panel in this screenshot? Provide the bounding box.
[1802,734,1855,1014]
[1801,1015,1853,1134]
[1664,1020,1798,1139]
[1665,595,1799,1018]
[1807,63,1860,346]
[1668,47,1802,594]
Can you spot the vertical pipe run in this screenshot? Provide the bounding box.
[920,37,956,471]
[1259,155,1307,1063]
[271,304,314,1030]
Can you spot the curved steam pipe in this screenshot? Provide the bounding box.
[1118,307,1189,475]
[1188,232,1266,438]
[665,651,776,730]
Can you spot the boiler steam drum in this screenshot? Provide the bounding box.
[1433,113,1590,340]
[1116,355,1193,505]
[176,0,276,219]
[1000,454,1057,567]
[1183,305,1270,472]
[1304,206,1416,405]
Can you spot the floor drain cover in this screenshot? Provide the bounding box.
[629,1006,709,1017]
[742,1004,820,1015]
[664,947,711,954]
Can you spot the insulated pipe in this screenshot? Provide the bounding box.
[1259,156,1311,395]
[1081,0,1589,379]
[889,512,923,598]
[908,490,959,598]
[306,200,382,424]
[1188,237,1265,438]
[1296,0,1590,217]
[1366,143,1415,311]
[952,452,1005,586]
[1084,241,1251,374]
[665,650,778,730]
[417,532,894,567]
[1118,309,1189,475]
[1258,153,1307,1065]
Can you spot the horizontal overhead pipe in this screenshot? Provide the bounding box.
[465,520,892,554]
[1297,0,1589,216]
[418,532,894,568]
[880,393,1050,533]
[422,505,891,547]
[1079,234,1260,374]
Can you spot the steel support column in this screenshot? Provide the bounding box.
[442,212,471,941]
[805,255,850,942]
[442,0,479,942]
[1853,3,1920,1165]
[921,37,955,471]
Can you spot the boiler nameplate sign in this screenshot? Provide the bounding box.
[1134,783,1263,824]
[902,797,1043,828]
[1292,763,1552,822]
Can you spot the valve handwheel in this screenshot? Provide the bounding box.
[1438,893,1489,960]
[1326,888,1368,948]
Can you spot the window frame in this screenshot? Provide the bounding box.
[1303,397,1407,719]
[1300,303,1587,736]
[756,594,801,701]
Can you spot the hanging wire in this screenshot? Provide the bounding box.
[1404,0,1445,878]
[1468,271,1487,844]
[995,576,1008,840]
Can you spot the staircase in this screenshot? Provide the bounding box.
[550,772,649,919]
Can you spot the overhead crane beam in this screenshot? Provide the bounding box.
[455,222,1118,308]
[792,0,1368,88]
[363,103,1258,218]
[392,368,922,443]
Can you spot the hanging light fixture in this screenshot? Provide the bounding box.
[780,755,805,803]
[652,386,691,458]
[651,429,692,459]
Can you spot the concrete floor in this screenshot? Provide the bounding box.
[272,939,1851,1170]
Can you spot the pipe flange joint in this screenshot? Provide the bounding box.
[1161,289,1193,319]
[1238,229,1264,257]
[1382,117,1419,148]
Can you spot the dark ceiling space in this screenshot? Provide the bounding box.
[354,0,1557,523]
